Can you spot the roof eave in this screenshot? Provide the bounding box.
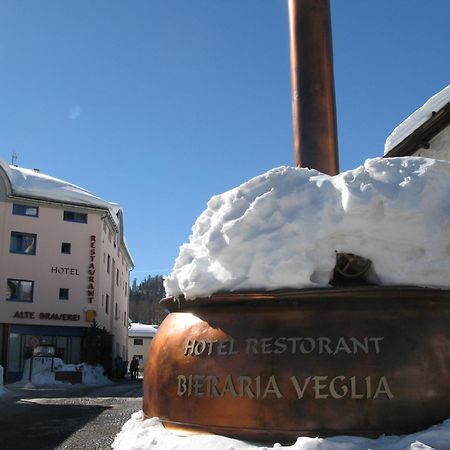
[384,102,450,158]
[8,192,111,213]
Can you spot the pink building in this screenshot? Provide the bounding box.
[0,160,133,383]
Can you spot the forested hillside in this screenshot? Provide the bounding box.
[129,275,167,325]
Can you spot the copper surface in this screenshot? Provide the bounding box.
[288,0,339,174]
[144,287,450,442]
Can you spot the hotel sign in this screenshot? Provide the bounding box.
[177,336,393,400]
[13,311,81,321]
[51,267,80,275]
[87,235,96,303]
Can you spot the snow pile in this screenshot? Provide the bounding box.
[165,157,450,299]
[18,358,110,386]
[384,85,450,155]
[112,412,450,450]
[20,357,65,385]
[78,363,111,386]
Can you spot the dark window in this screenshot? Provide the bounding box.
[106,294,109,314]
[61,242,71,254]
[59,288,69,300]
[7,279,34,302]
[63,211,87,223]
[107,254,110,273]
[10,232,37,255]
[13,204,38,217]
[115,303,118,319]
[116,269,119,286]
[134,339,143,346]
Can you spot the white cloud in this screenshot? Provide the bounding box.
[68,105,82,120]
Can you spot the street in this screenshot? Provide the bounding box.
[0,379,142,450]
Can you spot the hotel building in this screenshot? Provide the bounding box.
[0,159,133,382]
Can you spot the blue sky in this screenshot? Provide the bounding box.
[1,0,449,283]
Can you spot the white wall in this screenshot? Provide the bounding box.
[414,126,450,161]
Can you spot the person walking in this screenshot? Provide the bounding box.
[130,356,139,380]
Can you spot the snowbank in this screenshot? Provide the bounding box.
[18,358,110,386]
[112,412,450,450]
[78,363,112,386]
[164,157,450,299]
[384,85,450,155]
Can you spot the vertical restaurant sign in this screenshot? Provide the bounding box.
[88,235,96,303]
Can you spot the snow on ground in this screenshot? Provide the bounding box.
[384,85,450,155]
[79,362,112,385]
[164,157,450,299]
[14,357,110,387]
[112,412,450,450]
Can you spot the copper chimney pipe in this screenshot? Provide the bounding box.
[288,0,339,175]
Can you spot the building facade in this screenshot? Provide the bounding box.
[0,160,133,383]
[128,323,157,374]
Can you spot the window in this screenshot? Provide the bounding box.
[124,312,127,327]
[63,211,87,223]
[59,288,69,300]
[7,279,34,302]
[13,204,38,217]
[61,242,71,254]
[10,232,37,255]
[107,254,110,273]
[116,269,119,286]
[115,303,118,319]
[106,294,109,314]
[134,339,143,346]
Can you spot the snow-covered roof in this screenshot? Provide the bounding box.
[384,85,450,155]
[1,160,115,212]
[0,158,134,266]
[128,323,158,338]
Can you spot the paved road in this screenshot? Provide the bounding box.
[0,379,142,450]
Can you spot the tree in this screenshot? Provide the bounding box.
[83,320,113,376]
[129,275,167,325]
